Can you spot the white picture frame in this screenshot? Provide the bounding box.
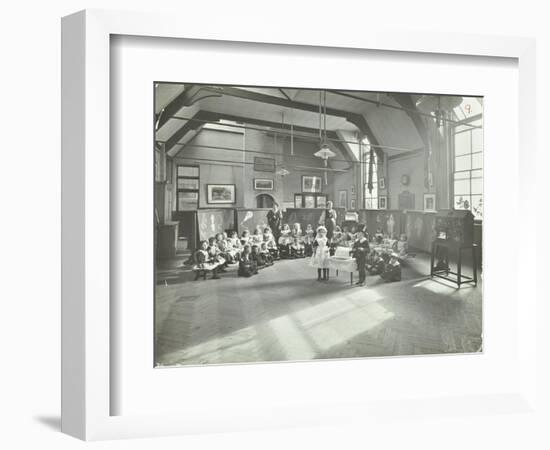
[62,9,538,441]
[253,178,274,190]
[379,196,388,210]
[424,193,436,212]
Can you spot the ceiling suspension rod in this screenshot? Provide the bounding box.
[165,115,421,152]
[167,142,410,166]
[327,90,483,129]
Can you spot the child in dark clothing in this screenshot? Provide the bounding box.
[238,244,258,277]
[350,230,370,286]
[251,244,266,269]
[381,252,402,282]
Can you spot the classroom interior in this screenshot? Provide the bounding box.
[154,84,483,366]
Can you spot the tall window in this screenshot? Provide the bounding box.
[453,117,483,219]
[363,149,378,209]
[176,165,199,211]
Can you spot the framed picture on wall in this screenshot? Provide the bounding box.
[379,196,388,209]
[379,177,386,189]
[253,178,274,190]
[304,195,315,208]
[316,195,327,208]
[206,184,236,204]
[302,175,322,193]
[424,193,436,212]
[338,189,347,208]
[350,199,356,210]
[253,156,275,172]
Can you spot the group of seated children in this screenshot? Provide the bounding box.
[193,227,280,280]
[333,225,406,283]
[277,223,314,258]
[193,222,406,283]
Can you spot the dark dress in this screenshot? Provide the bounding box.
[325,208,337,240]
[238,254,258,277]
[351,238,370,283]
[267,209,283,242]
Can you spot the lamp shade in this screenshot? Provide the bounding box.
[314,144,336,160]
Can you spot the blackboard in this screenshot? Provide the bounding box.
[197,209,236,241]
[237,208,271,234]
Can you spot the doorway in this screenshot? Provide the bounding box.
[256,193,275,208]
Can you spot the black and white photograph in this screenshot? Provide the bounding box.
[154,83,483,367]
[253,178,274,190]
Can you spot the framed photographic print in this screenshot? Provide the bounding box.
[206,184,236,204]
[316,194,327,209]
[379,196,388,209]
[294,194,303,208]
[338,189,347,208]
[304,194,315,208]
[350,199,356,210]
[379,177,386,189]
[253,156,275,172]
[424,193,436,212]
[253,178,274,190]
[61,9,539,442]
[302,175,322,193]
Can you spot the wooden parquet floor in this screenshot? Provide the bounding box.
[155,254,482,366]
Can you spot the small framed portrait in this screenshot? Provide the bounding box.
[379,177,386,189]
[253,178,274,190]
[350,199,356,210]
[302,175,322,193]
[294,194,303,208]
[338,190,347,208]
[206,184,236,204]
[379,196,388,210]
[424,193,436,212]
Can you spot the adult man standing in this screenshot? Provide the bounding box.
[267,202,283,243]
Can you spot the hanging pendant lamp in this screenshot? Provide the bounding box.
[314,91,336,183]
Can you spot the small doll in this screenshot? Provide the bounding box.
[309,225,331,281]
[238,244,258,277]
[192,240,220,280]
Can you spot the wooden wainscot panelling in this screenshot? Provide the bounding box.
[357,209,405,237]
[405,210,436,253]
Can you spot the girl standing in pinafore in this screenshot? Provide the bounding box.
[310,226,331,281]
